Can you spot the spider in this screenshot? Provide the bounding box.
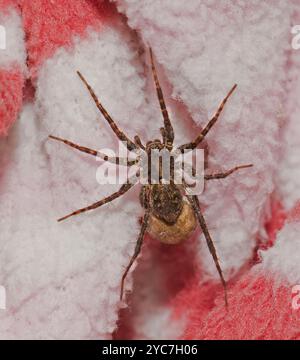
[49,48,253,307]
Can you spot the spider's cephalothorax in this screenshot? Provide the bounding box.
[145,139,164,152]
[49,48,253,308]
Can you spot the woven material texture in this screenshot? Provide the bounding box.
[0,0,299,339]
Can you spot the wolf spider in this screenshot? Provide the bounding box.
[49,48,252,307]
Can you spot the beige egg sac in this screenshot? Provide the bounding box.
[147,202,197,244]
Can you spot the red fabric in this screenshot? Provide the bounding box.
[182,275,300,340]
[0,67,24,135]
[0,0,15,11]
[20,0,116,78]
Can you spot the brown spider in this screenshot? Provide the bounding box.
[49,48,252,307]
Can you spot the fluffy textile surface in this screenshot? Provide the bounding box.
[0,0,299,339]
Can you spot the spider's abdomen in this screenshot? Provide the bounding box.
[139,184,196,244]
[147,201,196,245]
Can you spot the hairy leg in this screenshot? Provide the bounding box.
[57,183,134,222]
[134,135,145,150]
[77,71,137,151]
[120,210,150,300]
[187,194,228,308]
[149,48,174,150]
[48,135,136,166]
[205,164,253,180]
[179,84,237,151]
[160,127,166,144]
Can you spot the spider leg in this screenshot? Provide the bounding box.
[149,48,174,150]
[205,164,253,180]
[49,135,136,166]
[160,127,166,144]
[134,135,145,150]
[77,71,137,151]
[179,84,237,151]
[57,183,134,222]
[187,194,228,308]
[120,210,150,300]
